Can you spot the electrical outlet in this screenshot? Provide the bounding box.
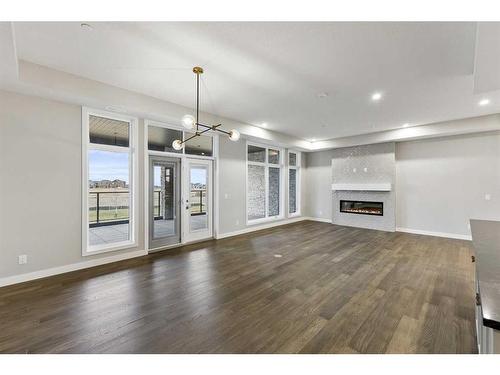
[18,255,28,265]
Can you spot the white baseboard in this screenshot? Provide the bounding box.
[216,216,308,240]
[0,249,148,288]
[304,216,332,223]
[396,227,472,241]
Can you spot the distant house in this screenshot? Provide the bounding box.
[89,179,128,189]
[190,182,206,190]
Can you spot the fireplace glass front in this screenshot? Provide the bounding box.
[339,200,383,216]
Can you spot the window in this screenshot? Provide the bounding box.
[148,126,182,153]
[247,143,284,223]
[288,151,300,216]
[83,109,137,255]
[147,123,214,157]
[185,132,213,156]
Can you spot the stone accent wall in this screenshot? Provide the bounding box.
[331,143,395,232]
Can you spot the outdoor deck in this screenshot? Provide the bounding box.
[89,214,208,246]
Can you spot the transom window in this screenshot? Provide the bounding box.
[247,143,284,223]
[147,123,213,157]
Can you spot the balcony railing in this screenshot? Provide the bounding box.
[89,189,206,227]
[190,189,206,215]
[89,191,129,227]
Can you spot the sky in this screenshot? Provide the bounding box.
[89,150,129,182]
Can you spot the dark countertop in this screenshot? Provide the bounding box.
[470,219,500,330]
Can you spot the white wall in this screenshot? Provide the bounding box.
[303,150,334,221]
[396,131,500,237]
[305,130,500,238]
[0,90,147,279]
[0,89,307,281]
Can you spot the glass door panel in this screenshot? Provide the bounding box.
[189,166,208,231]
[149,156,181,249]
[184,159,213,242]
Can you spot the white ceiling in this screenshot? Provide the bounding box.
[10,22,500,141]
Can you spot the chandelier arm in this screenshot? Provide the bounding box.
[182,132,199,144]
[215,128,231,136]
[195,122,230,135]
[196,122,213,129]
[198,127,213,136]
[179,126,213,145]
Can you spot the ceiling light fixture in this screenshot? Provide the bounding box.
[371,92,383,101]
[317,92,329,98]
[172,67,240,150]
[479,98,491,106]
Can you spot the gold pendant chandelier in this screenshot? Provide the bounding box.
[172,66,240,150]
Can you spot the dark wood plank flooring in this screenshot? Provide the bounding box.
[0,221,477,353]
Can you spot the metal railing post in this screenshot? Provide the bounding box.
[96,192,100,224]
[157,190,161,217]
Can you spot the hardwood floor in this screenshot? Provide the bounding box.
[0,221,477,354]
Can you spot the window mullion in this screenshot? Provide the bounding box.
[265,163,269,218]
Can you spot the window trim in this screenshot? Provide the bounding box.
[246,141,285,225]
[81,107,139,256]
[288,150,301,217]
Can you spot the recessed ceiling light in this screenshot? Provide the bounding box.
[479,98,491,106]
[80,23,93,31]
[371,92,383,101]
[310,138,316,142]
[317,92,329,98]
[261,122,268,128]
[402,123,410,128]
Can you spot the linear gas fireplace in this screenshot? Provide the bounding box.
[340,200,383,216]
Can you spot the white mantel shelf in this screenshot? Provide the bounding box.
[331,183,392,192]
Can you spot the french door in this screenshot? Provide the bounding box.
[148,156,181,249]
[182,158,213,243]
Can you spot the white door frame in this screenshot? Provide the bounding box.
[182,158,214,243]
[144,119,218,251]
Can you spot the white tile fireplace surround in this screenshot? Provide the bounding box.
[331,143,396,232]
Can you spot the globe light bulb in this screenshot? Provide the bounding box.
[229,129,240,141]
[181,114,195,130]
[172,139,184,150]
